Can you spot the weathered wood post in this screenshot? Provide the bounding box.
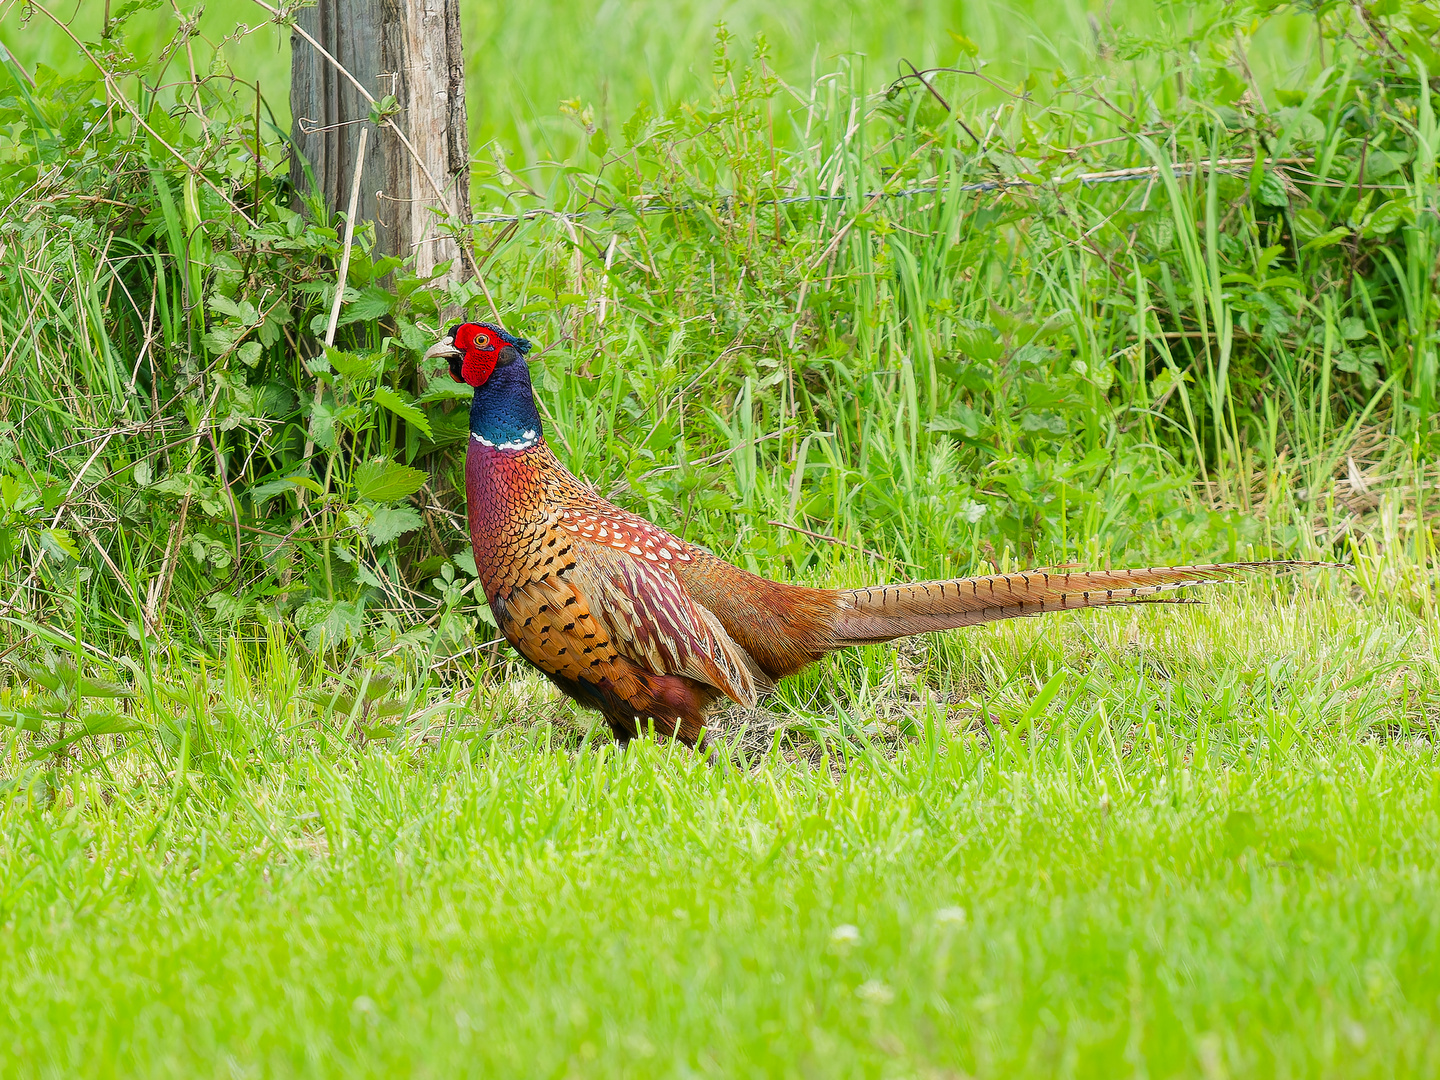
[289,0,471,284]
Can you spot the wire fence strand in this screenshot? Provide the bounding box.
[472,156,1326,226]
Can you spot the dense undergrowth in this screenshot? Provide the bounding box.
[0,1,1437,750]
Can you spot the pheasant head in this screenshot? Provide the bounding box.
[426,322,543,451]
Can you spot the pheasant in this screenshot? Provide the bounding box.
[428,321,1308,753]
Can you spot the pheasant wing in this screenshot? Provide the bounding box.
[554,507,761,707]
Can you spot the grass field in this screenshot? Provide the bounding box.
[6,577,1440,1076]
[3,0,1440,1075]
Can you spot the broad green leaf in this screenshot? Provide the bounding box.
[15,660,131,698]
[295,598,366,651]
[208,293,259,325]
[1300,226,1349,252]
[419,382,473,403]
[80,711,142,735]
[1257,170,1289,208]
[338,286,395,326]
[326,348,385,381]
[14,660,62,692]
[248,475,323,502]
[1365,199,1411,237]
[1361,148,1405,180]
[368,506,424,545]
[41,527,80,560]
[954,323,1003,361]
[0,707,47,732]
[353,459,428,502]
[373,385,433,436]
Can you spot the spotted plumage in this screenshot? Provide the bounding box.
[426,323,1318,754]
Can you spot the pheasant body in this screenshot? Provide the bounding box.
[431,322,1310,751]
[467,435,762,744]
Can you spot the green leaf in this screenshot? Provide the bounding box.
[1365,199,1411,237]
[14,660,62,692]
[41,527,80,560]
[418,382,472,403]
[1361,149,1406,181]
[1210,66,1245,105]
[338,286,395,326]
[1277,107,1324,147]
[368,506,424,545]
[368,93,400,124]
[1301,226,1349,252]
[209,293,260,325]
[326,348,385,381]
[954,322,1003,361]
[0,707,47,732]
[308,400,339,451]
[947,29,980,56]
[373,385,433,436]
[248,475,323,502]
[1256,171,1289,208]
[294,598,366,651]
[80,711,142,735]
[927,402,988,439]
[15,660,132,698]
[353,458,429,502]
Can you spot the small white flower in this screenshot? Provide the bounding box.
[936,905,967,926]
[856,979,894,1005]
[829,923,860,945]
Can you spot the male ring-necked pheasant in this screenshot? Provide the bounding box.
[428,322,1306,752]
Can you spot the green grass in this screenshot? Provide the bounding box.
[2,0,1330,160]
[5,575,1440,1077]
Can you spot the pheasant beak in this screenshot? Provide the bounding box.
[424,335,462,360]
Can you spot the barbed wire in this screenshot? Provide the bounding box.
[473,156,1326,226]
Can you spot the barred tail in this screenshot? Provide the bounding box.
[828,562,1319,647]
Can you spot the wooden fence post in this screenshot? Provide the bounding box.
[288,0,471,285]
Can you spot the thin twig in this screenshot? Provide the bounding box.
[900,58,982,147]
[325,127,368,347]
[299,127,368,510]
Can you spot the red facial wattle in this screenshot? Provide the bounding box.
[451,324,497,387]
[461,348,497,387]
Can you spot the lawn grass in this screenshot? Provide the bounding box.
[5,572,1440,1077]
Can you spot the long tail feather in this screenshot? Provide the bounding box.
[829,561,1322,646]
